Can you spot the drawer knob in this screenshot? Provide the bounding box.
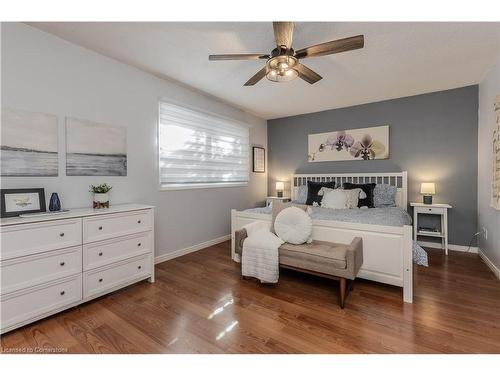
[60,261,65,266]
[137,243,141,247]
[98,226,103,230]
[60,291,65,295]
[99,278,103,282]
[137,266,142,270]
[59,233,65,237]
[98,252,103,256]
[428,209,432,211]
[137,220,142,224]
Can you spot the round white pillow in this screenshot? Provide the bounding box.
[274,207,312,245]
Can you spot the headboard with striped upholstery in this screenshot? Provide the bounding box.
[291,171,408,209]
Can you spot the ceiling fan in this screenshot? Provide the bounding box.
[209,22,364,86]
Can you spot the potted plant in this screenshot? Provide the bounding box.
[89,183,112,209]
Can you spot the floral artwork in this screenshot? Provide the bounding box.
[308,125,389,162]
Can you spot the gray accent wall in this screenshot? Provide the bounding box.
[268,86,478,246]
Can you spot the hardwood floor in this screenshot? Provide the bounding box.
[1,242,500,353]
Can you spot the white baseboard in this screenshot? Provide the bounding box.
[478,248,500,279]
[155,234,231,264]
[417,240,478,253]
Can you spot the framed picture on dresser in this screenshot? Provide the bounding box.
[0,188,46,218]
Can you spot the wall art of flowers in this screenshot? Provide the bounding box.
[308,125,389,162]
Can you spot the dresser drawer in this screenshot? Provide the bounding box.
[0,219,82,261]
[83,232,152,271]
[1,246,82,295]
[83,254,152,299]
[83,210,152,243]
[1,275,82,332]
[416,206,445,215]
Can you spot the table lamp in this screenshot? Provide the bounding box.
[420,182,435,204]
[276,181,285,198]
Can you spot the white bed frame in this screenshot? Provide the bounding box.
[231,171,413,303]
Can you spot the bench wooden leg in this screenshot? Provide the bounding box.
[339,277,346,309]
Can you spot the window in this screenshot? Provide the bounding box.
[159,101,250,189]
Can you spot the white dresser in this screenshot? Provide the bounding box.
[0,204,154,334]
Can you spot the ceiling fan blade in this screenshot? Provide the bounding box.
[209,54,270,61]
[295,35,364,59]
[244,66,267,86]
[273,22,294,49]
[295,64,322,84]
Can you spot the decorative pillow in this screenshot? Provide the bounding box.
[318,187,366,199]
[274,207,313,245]
[373,184,397,207]
[343,188,364,209]
[318,186,334,197]
[321,189,349,209]
[306,181,336,206]
[271,201,308,233]
[343,182,376,208]
[295,185,308,204]
[321,188,365,209]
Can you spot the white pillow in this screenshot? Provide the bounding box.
[274,207,313,245]
[320,189,357,209]
[318,187,334,196]
[320,187,367,209]
[321,189,349,209]
[318,186,366,199]
[344,189,363,209]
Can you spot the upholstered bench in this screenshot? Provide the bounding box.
[235,229,363,308]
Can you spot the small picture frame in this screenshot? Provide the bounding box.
[252,146,265,173]
[1,188,46,218]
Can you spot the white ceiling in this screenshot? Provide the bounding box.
[29,22,499,119]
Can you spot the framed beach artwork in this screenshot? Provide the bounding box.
[66,117,127,176]
[0,188,46,218]
[308,125,389,162]
[1,108,58,176]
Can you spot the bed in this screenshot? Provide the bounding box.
[231,171,414,303]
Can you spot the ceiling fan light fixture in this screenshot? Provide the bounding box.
[265,55,298,82]
[209,22,363,86]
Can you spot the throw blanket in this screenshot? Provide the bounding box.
[241,222,284,283]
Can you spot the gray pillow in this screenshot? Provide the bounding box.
[295,185,308,204]
[373,184,397,207]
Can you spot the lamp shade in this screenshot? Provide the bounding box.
[275,181,285,191]
[420,182,436,195]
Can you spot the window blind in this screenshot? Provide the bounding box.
[159,101,250,188]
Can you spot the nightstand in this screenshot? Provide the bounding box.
[266,196,291,207]
[410,202,452,255]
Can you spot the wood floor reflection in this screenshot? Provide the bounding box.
[1,242,500,353]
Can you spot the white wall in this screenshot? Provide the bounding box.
[0,23,267,258]
[478,25,500,273]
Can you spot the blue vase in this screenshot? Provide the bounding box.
[49,193,61,212]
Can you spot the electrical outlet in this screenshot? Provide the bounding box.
[482,227,488,240]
